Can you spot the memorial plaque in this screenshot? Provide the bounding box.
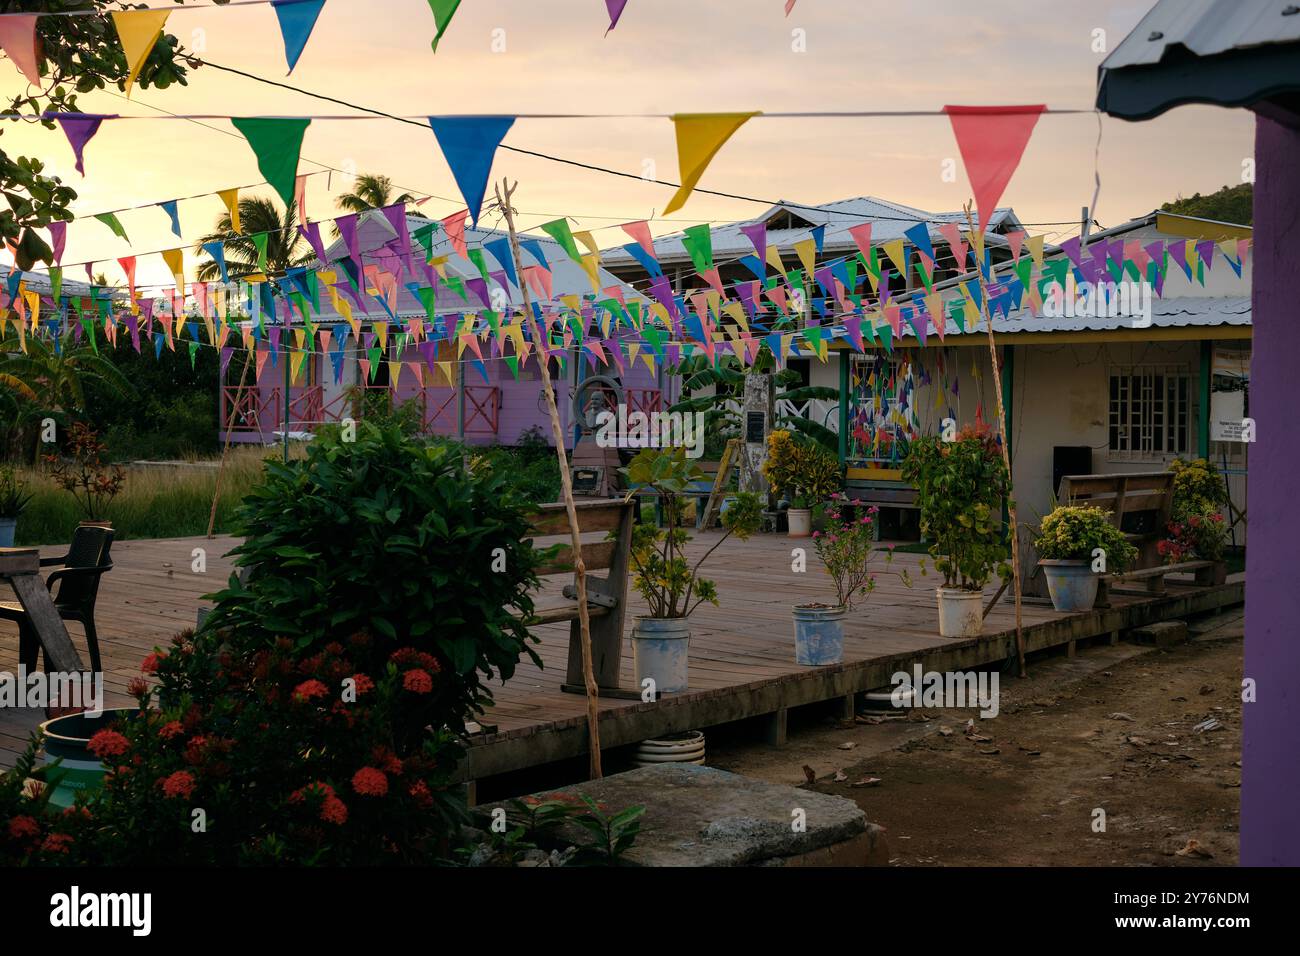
[572,466,602,494]
[745,410,767,444]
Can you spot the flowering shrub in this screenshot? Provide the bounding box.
[44,422,124,522]
[1035,505,1138,572]
[901,424,1011,591]
[762,429,842,508]
[1169,457,1228,517]
[811,494,916,608]
[1,422,545,865]
[1159,506,1229,563]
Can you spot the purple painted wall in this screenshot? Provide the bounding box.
[1241,112,1300,867]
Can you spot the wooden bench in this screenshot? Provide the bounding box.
[1055,471,1217,602]
[521,499,636,697]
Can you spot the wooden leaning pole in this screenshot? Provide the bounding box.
[495,178,604,779]
[964,203,1026,678]
[206,350,252,539]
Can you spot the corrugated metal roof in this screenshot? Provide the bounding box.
[599,196,1018,267]
[1102,0,1300,69]
[0,264,96,298]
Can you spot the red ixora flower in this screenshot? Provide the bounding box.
[408,779,433,809]
[292,679,330,703]
[350,673,375,696]
[41,832,74,855]
[126,677,149,698]
[140,651,166,674]
[7,815,40,841]
[402,669,434,694]
[351,766,389,797]
[160,770,196,800]
[320,796,349,825]
[86,729,130,760]
[158,720,184,741]
[391,647,442,673]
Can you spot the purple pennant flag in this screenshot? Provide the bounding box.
[648,274,679,320]
[1195,240,1216,269]
[466,277,491,309]
[49,221,66,265]
[1167,239,1190,278]
[1059,235,1083,268]
[299,221,329,264]
[1143,240,1165,275]
[220,347,234,378]
[335,213,362,273]
[843,316,864,352]
[604,0,628,35]
[125,312,141,353]
[740,221,766,260]
[55,114,114,176]
[381,203,412,278]
[736,280,759,320]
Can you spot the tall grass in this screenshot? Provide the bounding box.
[11,446,296,546]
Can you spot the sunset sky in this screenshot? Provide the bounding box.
[1,0,1256,287]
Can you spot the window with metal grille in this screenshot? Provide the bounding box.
[1108,364,1192,460]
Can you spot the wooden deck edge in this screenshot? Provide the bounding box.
[453,581,1244,783]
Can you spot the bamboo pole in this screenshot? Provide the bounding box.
[495,179,603,779]
[963,203,1026,678]
[206,348,252,539]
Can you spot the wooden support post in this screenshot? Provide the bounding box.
[1067,639,1078,658]
[765,707,789,747]
[1109,629,1120,646]
[208,346,253,539]
[495,179,603,781]
[965,205,1026,678]
[840,693,856,721]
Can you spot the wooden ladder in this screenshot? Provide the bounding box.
[698,438,743,530]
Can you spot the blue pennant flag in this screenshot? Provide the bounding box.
[160,200,182,238]
[904,222,935,264]
[202,241,228,284]
[738,254,765,280]
[521,238,549,269]
[620,242,662,277]
[484,236,518,289]
[272,0,327,74]
[427,115,516,227]
[811,224,826,256]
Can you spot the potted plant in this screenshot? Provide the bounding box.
[796,494,917,665]
[0,466,33,548]
[620,448,762,693]
[901,424,1010,638]
[762,429,842,537]
[1034,505,1138,612]
[44,422,124,528]
[1162,457,1231,582]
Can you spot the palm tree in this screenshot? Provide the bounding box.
[331,173,416,237]
[0,332,135,463]
[194,196,314,282]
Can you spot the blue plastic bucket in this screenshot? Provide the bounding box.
[39,708,139,809]
[793,604,846,665]
[1040,560,1100,612]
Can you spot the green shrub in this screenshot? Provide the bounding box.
[1035,505,1138,572]
[901,424,1011,591]
[1169,457,1228,519]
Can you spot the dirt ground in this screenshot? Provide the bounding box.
[709,609,1244,866]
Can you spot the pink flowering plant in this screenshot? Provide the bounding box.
[811,494,918,609]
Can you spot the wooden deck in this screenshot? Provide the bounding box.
[0,532,1244,779]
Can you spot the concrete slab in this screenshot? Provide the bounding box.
[1131,620,1189,647]
[481,764,885,867]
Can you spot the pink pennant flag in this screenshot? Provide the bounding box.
[0,14,41,86]
[294,174,308,220]
[937,222,967,272]
[602,284,627,305]
[699,266,725,298]
[1005,229,1025,262]
[785,0,797,15]
[194,281,209,317]
[943,105,1046,232]
[442,209,470,260]
[118,256,137,302]
[848,222,873,260]
[620,219,655,257]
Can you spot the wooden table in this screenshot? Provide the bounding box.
[0,547,84,673]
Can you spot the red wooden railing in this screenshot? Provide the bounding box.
[221,384,502,438]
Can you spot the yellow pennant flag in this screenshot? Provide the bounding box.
[1027,234,1045,271]
[881,239,908,278]
[641,352,656,377]
[793,237,817,278]
[574,230,601,259]
[765,244,786,280]
[388,360,403,390]
[162,247,184,282]
[374,321,388,352]
[112,9,171,96]
[290,348,308,384]
[627,341,641,366]
[437,361,454,387]
[662,112,760,215]
[723,301,749,335]
[579,252,601,294]
[218,188,241,233]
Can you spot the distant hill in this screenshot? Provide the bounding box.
[1161,183,1253,225]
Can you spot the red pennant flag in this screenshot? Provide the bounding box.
[943,105,1045,232]
[848,223,872,259]
[442,209,469,259]
[0,14,41,86]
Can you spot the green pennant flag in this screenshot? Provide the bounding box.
[426,0,463,51]
[366,344,382,373]
[468,247,491,284]
[877,321,893,353]
[539,218,582,263]
[681,223,714,274]
[94,213,129,243]
[914,259,934,294]
[414,286,437,319]
[251,233,272,274]
[49,266,62,302]
[412,222,438,259]
[188,341,199,369]
[231,117,311,209]
[82,317,97,354]
[445,275,468,301]
[483,309,500,338]
[802,325,823,352]
[305,270,321,313]
[950,300,967,335]
[1013,258,1033,292]
[504,354,520,380]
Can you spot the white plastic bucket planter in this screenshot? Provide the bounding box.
[632,731,706,767]
[936,588,983,638]
[787,508,812,537]
[0,517,15,549]
[632,616,691,694]
[793,604,845,665]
